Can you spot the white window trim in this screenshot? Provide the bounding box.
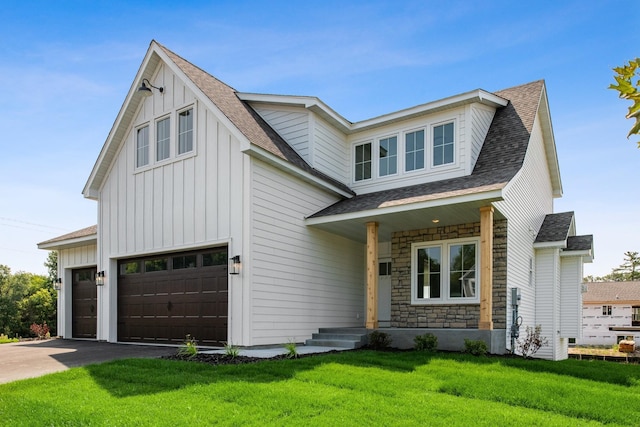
[403,127,426,174]
[155,114,172,163]
[135,123,150,169]
[430,119,458,170]
[353,140,373,183]
[377,134,399,178]
[411,236,480,305]
[176,105,196,158]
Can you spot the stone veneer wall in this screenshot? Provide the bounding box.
[390,219,507,329]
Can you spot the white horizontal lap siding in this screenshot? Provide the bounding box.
[535,248,559,360]
[312,115,349,183]
[560,257,581,337]
[250,161,365,345]
[494,115,553,351]
[59,244,97,269]
[254,106,310,162]
[469,105,495,170]
[100,66,241,258]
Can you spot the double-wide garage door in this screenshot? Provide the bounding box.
[118,247,228,346]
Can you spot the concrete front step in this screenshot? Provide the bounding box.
[305,327,369,349]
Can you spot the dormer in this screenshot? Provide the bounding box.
[239,89,508,194]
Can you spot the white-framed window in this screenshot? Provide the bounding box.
[602,305,612,316]
[405,129,425,172]
[378,136,398,177]
[178,108,193,154]
[432,122,455,166]
[412,237,479,304]
[136,125,149,168]
[156,116,170,161]
[354,142,372,181]
[632,306,640,326]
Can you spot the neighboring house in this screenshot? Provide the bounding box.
[38,40,593,360]
[576,281,640,346]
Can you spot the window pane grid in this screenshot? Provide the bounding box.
[178,109,193,154]
[433,122,454,166]
[136,126,149,168]
[405,130,425,171]
[379,136,397,177]
[355,143,372,181]
[156,118,170,161]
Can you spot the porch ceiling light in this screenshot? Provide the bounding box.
[432,219,440,224]
[137,78,164,97]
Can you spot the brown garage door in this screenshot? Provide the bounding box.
[72,267,97,339]
[117,247,228,346]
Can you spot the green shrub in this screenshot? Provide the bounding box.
[414,333,438,352]
[285,341,298,359]
[224,342,240,359]
[0,334,18,344]
[464,339,488,356]
[368,331,392,350]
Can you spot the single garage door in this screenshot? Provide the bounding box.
[72,267,97,339]
[117,247,228,346]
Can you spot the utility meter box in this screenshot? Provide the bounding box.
[511,287,521,306]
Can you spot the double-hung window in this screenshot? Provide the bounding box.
[378,136,397,177]
[156,117,170,161]
[433,122,454,166]
[355,142,372,181]
[405,130,425,172]
[412,238,478,303]
[632,306,640,326]
[602,305,612,316]
[136,125,149,168]
[178,108,193,154]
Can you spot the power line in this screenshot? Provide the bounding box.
[0,217,70,232]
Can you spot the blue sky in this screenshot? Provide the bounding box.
[0,1,637,277]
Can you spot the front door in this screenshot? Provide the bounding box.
[72,267,97,339]
[378,260,392,327]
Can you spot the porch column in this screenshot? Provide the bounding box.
[366,221,379,329]
[479,206,494,330]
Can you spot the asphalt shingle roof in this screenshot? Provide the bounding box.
[157,43,354,196]
[535,211,575,243]
[566,235,593,252]
[582,281,640,302]
[38,225,97,246]
[309,80,546,218]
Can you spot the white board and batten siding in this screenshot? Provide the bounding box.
[97,64,246,342]
[249,160,365,346]
[494,113,554,352]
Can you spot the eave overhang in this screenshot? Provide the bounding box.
[37,233,97,251]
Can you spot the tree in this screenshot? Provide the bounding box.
[44,251,58,285]
[614,251,640,281]
[609,58,640,145]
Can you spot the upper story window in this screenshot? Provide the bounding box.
[178,108,193,154]
[632,306,640,326]
[136,125,149,168]
[156,117,170,161]
[378,136,397,177]
[405,130,425,172]
[355,142,372,181]
[433,122,454,166]
[602,305,612,316]
[412,238,479,304]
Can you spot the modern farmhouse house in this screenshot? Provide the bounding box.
[39,40,593,360]
[576,281,640,346]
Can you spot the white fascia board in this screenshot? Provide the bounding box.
[37,235,98,251]
[538,86,563,198]
[243,144,354,199]
[306,189,503,225]
[239,90,508,135]
[560,249,593,263]
[533,240,567,250]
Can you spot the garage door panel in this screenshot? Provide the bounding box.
[118,247,228,345]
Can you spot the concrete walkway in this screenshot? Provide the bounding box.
[0,339,174,384]
[201,345,349,358]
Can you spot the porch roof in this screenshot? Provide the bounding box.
[37,225,97,250]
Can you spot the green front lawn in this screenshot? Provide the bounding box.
[1,351,638,426]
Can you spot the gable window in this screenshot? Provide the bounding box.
[178,108,193,154]
[136,125,149,168]
[405,130,425,172]
[156,117,170,161]
[412,238,479,303]
[602,305,612,316]
[355,142,372,181]
[632,306,640,326]
[378,136,397,177]
[433,122,454,166]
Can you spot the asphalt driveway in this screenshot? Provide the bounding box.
[0,339,175,384]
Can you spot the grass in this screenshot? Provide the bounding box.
[0,335,18,344]
[1,350,639,426]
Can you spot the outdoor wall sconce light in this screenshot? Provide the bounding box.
[53,278,62,291]
[96,271,105,286]
[229,255,241,275]
[137,78,164,96]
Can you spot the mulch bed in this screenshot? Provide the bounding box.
[162,349,351,366]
